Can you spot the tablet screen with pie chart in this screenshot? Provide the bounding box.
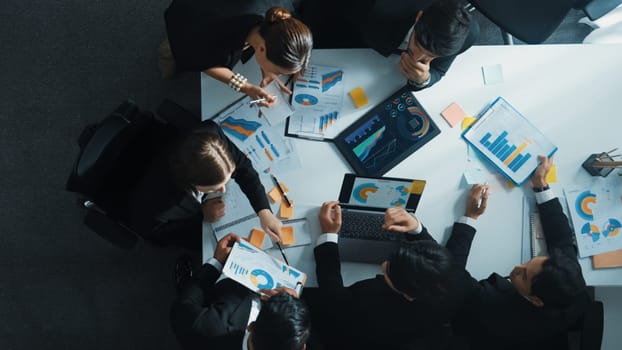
[334,85,440,176]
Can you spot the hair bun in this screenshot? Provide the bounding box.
[265,6,292,22]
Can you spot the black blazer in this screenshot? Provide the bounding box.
[128,120,270,247]
[299,0,478,90]
[171,263,254,350]
[446,198,589,350]
[165,0,295,71]
[312,228,471,350]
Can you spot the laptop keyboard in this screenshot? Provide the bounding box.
[340,211,400,241]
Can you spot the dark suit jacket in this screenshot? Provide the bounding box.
[311,228,471,350]
[446,198,589,350]
[165,0,294,72]
[128,120,270,248]
[299,0,479,90]
[171,263,254,350]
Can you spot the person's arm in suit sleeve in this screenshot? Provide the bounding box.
[383,207,436,242]
[313,202,346,292]
[445,184,489,269]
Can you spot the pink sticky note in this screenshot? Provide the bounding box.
[441,102,468,127]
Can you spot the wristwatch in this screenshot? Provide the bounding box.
[407,75,431,88]
[533,185,550,193]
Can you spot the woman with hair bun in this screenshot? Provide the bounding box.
[162,1,313,107]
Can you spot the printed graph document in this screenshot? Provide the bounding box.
[223,241,307,294]
[259,79,295,126]
[565,186,622,257]
[462,97,557,186]
[209,181,312,250]
[286,65,345,140]
[212,96,300,174]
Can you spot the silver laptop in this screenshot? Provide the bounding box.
[337,174,426,264]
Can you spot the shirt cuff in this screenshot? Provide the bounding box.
[534,188,556,204]
[205,257,223,272]
[406,214,423,235]
[316,233,339,247]
[457,216,478,230]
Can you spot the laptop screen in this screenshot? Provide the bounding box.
[338,174,425,212]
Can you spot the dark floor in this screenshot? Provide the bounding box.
[0,2,592,349]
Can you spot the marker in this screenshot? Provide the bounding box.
[270,174,292,207]
[249,97,266,105]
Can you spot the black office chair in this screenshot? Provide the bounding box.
[469,0,622,44]
[66,100,197,249]
[566,288,604,350]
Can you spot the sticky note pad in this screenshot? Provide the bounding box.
[281,226,295,245]
[546,164,558,183]
[461,117,476,131]
[463,167,486,185]
[279,200,294,219]
[441,102,468,127]
[249,229,266,248]
[409,181,426,195]
[268,187,282,203]
[481,64,504,85]
[349,87,369,109]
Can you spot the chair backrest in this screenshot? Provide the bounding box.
[66,100,179,224]
[470,0,575,43]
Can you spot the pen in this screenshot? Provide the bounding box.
[477,183,488,208]
[270,174,292,207]
[249,97,266,105]
[275,241,290,265]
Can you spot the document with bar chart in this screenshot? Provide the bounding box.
[286,65,344,140]
[462,97,557,186]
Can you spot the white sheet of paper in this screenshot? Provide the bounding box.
[481,64,504,85]
[259,80,294,126]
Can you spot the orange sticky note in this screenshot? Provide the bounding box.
[249,229,266,248]
[441,102,468,127]
[279,199,294,219]
[281,226,295,245]
[268,187,282,203]
[349,86,369,109]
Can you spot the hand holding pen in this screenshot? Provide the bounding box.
[465,184,489,220]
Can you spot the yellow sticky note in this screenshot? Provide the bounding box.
[461,117,476,131]
[249,229,266,248]
[268,187,282,203]
[279,200,294,219]
[349,87,369,109]
[506,180,516,189]
[281,226,295,246]
[409,180,426,195]
[546,164,558,183]
[441,102,468,127]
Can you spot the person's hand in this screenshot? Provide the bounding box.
[319,201,342,233]
[260,71,293,95]
[240,83,276,107]
[383,207,419,232]
[202,198,225,222]
[531,155,553,188]
[399,53,432,84]
[258,286,299,300]
[213,233,241,264]
[258,209,283,242]
[465,184,490,220]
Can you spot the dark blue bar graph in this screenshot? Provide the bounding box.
[478,130,532,173]
[512,153,531,172]
[492,139,508,155]
[496,144,510,158]
[500,145,517,161]
[488,131,508,152]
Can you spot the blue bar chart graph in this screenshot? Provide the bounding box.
[479,131,532,172]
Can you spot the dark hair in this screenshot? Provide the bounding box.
[259,7,313,73]
[387,241,453,300]
[530,249,586,307]
[252,292,311,350]
[414,0,471,57]
[171,131,235,191]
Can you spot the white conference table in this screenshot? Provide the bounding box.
[201,44,622,287]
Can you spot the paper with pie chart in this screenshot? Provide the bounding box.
[348,177,422,209]
[565,187,622,257]
[223,241,307,294]
[287,65,344,138]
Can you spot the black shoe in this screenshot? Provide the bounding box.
[174,255,194,291]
